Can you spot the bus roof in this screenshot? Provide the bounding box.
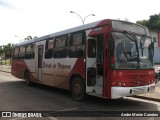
[13,19,149,47]
[13,19,107,47]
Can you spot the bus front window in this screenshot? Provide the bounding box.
[112,32,153,69]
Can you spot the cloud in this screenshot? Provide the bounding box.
[0,0,16,9]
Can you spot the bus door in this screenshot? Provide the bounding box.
[38,45,43,82]
[86,35,104,96]
[35,41,45,82]
[86,37,97,93]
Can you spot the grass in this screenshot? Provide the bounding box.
[0,59,11,65]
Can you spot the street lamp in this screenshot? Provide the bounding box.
[70,11,95,25]
[15,35,22,39]
[15,35,23,43]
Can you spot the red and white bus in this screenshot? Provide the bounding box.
[11,19,155,100]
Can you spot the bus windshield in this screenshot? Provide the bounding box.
[112,32,153,69]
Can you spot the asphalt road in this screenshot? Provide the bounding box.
[0,71,160,120]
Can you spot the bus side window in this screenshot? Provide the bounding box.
[45,38,54,59]
[88,39,96,58]
[53,36,68,58]
[32,44,35,58]
[19,46,25,59]
[13,47,19,59]
[69,33,85,58]
[25,43,35,59]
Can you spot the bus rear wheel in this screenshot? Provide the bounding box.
[71,77,85,101]
[25,71,32,86]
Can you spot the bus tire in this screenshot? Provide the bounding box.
[25,71,32,86]
[71,77,85,101]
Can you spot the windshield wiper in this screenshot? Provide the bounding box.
[123,31,135,42]
[123,31,140,68]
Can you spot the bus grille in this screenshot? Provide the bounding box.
[126,75,150,86]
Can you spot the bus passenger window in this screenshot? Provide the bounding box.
[13,47,19,59]
[25,44,35,59]
[88,39,96,58]
[53,36,68,58]
[19,46,26,59]
[69,33,85,58]
[45,39,54,59]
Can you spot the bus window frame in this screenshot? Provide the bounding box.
[53,35,68,58]
[19,45,26,59]
[68,31,85,58]
[13,47,20,59]
[25,43,35,59]
[45,38,54,59]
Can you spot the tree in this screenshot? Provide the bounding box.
[0,43,12,65]
[136,13,160,30]
[136,20,149,27]
[148,13,160,30]
[0,46,3,56]
[24,35,32,41]
[33,36,38,39]
[24,35,38,41]
[4,43,12,59]
[0,46,3,65]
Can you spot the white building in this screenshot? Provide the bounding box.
[150,30,160,64]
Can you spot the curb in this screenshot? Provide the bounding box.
[0,70,11,73]
[132,95,160,102]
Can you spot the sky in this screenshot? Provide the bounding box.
[0,0,160,46]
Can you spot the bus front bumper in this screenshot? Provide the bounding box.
[111,83,155,99]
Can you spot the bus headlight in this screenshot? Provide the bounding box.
[123,83,126,86]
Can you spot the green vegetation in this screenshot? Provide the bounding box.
[0,59,11,65]
[0,35,38,65]
[136,13,160,30]
[0,43,12,65]
[24,35,38,41]
[0,43,12,58]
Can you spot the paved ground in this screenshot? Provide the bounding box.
[0,65,11,73]
[0,65,160,102]
[0,71,160,120]
[134,83,160,102]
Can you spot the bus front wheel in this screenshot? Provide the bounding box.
[71,77,85,101]
[25,71,32,86]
